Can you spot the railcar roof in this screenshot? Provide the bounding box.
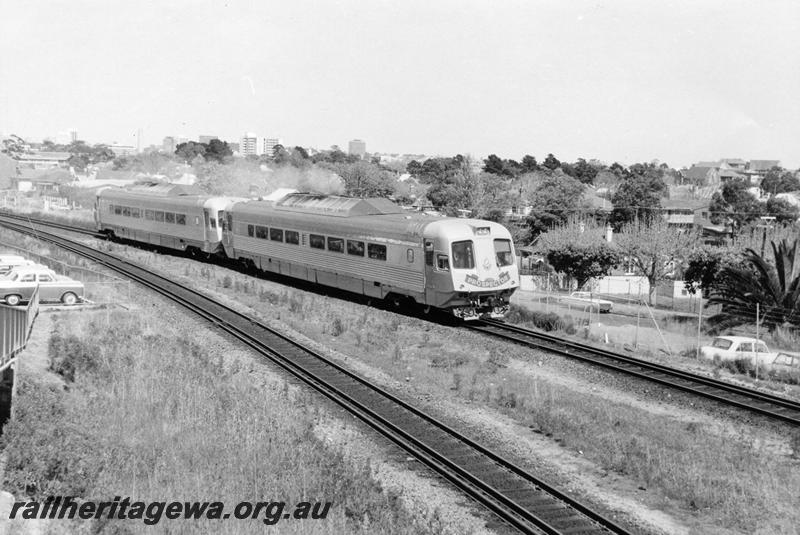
[274,193,404,217]
[100,184,205,197]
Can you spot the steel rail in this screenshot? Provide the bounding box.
[0,216,631,535]
[469,319,800,426]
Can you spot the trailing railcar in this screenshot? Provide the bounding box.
[223,193,518,319]
[95,184,234,257]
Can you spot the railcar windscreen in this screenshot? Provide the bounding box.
[494,239,514,266]
[451,241,475,269]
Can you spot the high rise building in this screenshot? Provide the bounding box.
[349,139,366,158]
[199,135,219,144]
[240,133,282,157]
[163,136,189,153]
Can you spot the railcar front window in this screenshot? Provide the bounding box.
[494,239,514,266]
[327,237,344,253]
[285,230,300,245]
[451,241,475,269]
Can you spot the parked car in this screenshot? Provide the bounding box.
[558,291,613,312]
[699,336,777,364]
[0,266,84,306]
[764,351,800,372]
[0,255,37,275]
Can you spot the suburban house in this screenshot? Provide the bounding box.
[13,151,71,170]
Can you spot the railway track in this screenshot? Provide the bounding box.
[469,319,800,426]
[0,216,631,534]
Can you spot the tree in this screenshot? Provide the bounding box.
[482,154,508,176]
[613,218,697,304]
[708,178,764,237]
[570,158,598,184]
[425,156,479,214]
[760,166,800,196]
[765,197,800,224]
[708,238,800,331]
[520,155,539,173]
[542,153,561,171]
[683,244,742,295]
[175,141,207,162]
[525,174,589,238]
[334,161,396,197]
[610,166,667,226]
[205,139,232,163]
[535,219,619,289]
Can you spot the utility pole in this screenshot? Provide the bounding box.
[696,292,703,359]
[755,302,760,381]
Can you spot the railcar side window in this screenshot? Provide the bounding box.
[310,234,325,249]
[108,204,114,213]
[424,240,434,266]
[114,205,122,215]
[407,249,414,263]
[327,237,344,253]
[131,208,140,218]
[155,211,165,222]
[494,239,514,267]
[210,218,217,229]
[347,240,365,256]
[451,241,475,269]
[437,255,449,271]
[145,210,155,220]
[176,214,186,225]
[165,212,175,224]
[247,224,254,237]
[368,243,387,261]
[270,228,284,242]
[285,230,300,245]
[255,226,268,239]
[122,207,131,217]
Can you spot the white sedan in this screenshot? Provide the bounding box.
[699,336,777,364]
[558,291,613,313]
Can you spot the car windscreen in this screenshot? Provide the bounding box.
[451,241,475,269]
[711,338,733,349]
[494,239,514,267]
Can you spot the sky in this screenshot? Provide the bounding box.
[1,0,799,168]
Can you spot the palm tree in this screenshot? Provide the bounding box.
[708,238,800,331]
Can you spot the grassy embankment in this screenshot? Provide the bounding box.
[106,246,800,535]
[2,308,450,534]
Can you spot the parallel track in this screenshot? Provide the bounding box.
[468,319,800,426]
[4,211,799,428]
[0,216,631,535]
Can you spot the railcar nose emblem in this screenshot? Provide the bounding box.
[483,257,491,270]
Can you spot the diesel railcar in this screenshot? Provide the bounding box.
[95,184,235,257]
[223,193,518,319]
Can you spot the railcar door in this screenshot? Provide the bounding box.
[424,238,452,306]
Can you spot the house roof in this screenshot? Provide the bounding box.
[722,158,746,165]
[718,168,745,179]
[695,161,722,169]
[662,198,710,210]
[16,168,72,184]
[684,166,715,180]
[748,160,780,172]
[15,151,71,161]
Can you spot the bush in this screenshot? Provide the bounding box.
[505,305,576,334]
[48,332,101,383]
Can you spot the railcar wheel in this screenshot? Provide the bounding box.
[61,292,78,306]
[5,295,21,306]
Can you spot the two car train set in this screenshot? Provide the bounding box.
[94,184,519,319]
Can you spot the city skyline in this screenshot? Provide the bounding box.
[1,1,799,169]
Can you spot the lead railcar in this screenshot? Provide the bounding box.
[223,193,519,319]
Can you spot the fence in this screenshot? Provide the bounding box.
[0,286,40,368]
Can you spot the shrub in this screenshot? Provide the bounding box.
[506,305,576,334]
[47,332,101,383]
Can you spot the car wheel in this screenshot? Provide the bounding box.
[5,295,21,306]
[61,292,78,305]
